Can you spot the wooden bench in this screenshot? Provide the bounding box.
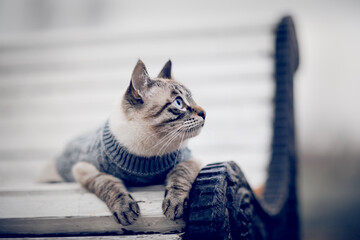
[0,16,299,239]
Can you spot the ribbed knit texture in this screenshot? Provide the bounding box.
[56,121,191,186]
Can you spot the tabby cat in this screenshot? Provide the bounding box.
[42,60,206,225]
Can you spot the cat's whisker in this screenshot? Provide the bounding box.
[140,121,186,145]
[147,126,180,145]
[155,126,186,156]
[183,121,202,131]
[158,132,183,156]
[147,132,177,152]
[146,125,184,152]
[156,134,179,157]
[140,126,175,146]
[156,126,185,152]
[138,116,203,150]
[168,123,191,152]
[174,131,186,162]
[155,133,179,157]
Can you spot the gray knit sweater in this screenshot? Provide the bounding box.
[56,121,191,186]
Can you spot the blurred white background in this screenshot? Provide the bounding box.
[0,0,359,239]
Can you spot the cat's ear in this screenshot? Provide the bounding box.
[131,60,152,97]
[157,60,172,79]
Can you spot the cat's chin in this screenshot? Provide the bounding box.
[184,126,203,139]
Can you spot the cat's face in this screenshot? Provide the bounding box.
[121,60,206,155]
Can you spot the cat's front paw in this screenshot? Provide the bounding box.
[109,193,140,226]
[162,190,188,220]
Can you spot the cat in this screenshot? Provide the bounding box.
[40,59,206,226]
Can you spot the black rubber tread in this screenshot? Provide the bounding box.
[185,161,254,240]
[228,187,254,240]
[185,162,232,240]
[222,162,253,240]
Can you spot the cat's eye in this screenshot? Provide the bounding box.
[174,97,183,109]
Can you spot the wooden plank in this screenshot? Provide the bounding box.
[0,159,45,188]
[0,68,270,88]
[1,234,181,240]
[0,22,272,74]
[0,35,272,68]
[0,23,273,50]
[0,184,185,236]
[0,53,272,76]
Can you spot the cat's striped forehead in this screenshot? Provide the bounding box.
[151,78,193,104]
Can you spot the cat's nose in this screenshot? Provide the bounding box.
[198,110,206,120]
[195,107,206,120]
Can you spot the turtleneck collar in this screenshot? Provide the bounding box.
[101,121,191,176]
